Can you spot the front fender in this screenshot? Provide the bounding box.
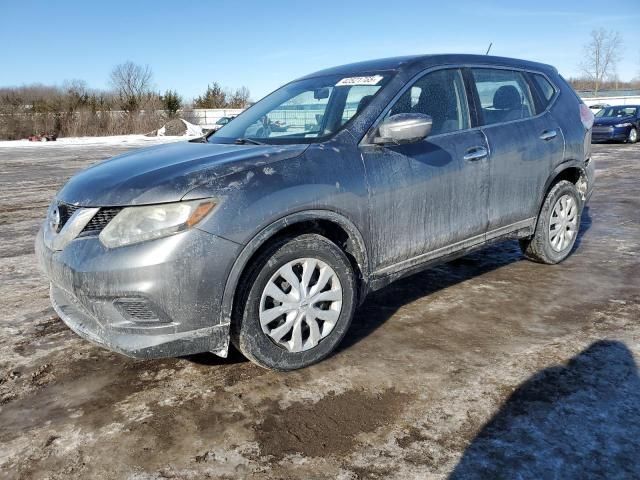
[218,210,370,329]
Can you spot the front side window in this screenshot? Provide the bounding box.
[387,68,470,136]
[210,73,392,144]
[471,69,534,125]
[340,85,381,126]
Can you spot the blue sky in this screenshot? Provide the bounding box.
[1,0,638,101]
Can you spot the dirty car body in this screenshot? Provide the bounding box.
[36,54,595,367]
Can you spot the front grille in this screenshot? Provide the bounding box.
[58,204,80,229]
[115,299,161,322]
[79,207,122,236]
[593,125,613,133]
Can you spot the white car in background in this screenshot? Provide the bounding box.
[210,116,236,132]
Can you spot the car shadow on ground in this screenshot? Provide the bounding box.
[341,208,593,352]
[340,241,521,351]
[449,340,640,479]
[182,345,248,366]
[574,205,592,250]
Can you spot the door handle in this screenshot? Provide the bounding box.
[463,146,488,161]
[540,130,557,141]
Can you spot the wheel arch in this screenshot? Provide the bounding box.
[219,210,370,328]
[534,161,587,226]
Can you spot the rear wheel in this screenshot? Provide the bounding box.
[628,127,638,144]
[231,234,357,371]
[520,180,581,264]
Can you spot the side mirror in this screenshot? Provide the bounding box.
[373,113,432,145]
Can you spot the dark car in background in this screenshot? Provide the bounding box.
[36,54,595,370]
[592,105,639,143]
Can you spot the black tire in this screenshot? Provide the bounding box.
[230,234,357,371]
[519,180,582,264]
[627,127,638,144]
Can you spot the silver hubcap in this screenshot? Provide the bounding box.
[630,129,637,142]
[549,194,578,252]
[259,258,342,352]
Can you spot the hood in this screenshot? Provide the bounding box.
[594,116,635,126]
[56,141,307,206]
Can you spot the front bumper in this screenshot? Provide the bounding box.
[591,126,629,142]
[36,226,242,358]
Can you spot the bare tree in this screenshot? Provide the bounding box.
[228,86,251,108]
[580,29,623,95]
[109,61,153,112]
[63,79,89,112]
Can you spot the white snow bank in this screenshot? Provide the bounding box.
[182,119,203,136]
[0,135,192,149]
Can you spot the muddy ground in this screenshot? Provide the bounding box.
[0,141,639,479]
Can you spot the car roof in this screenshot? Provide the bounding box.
[298,54,557,80]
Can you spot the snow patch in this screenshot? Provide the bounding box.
[0,135,187,148]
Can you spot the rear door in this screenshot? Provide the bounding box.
[468,68,564,234]
[360,68,490,271]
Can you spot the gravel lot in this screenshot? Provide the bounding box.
[0,139,639,479]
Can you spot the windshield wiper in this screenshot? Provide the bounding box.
[235,137,265,145]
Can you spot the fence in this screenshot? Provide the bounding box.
[181,109,245,127]
[581,96,640,107]
[577,89,640,99]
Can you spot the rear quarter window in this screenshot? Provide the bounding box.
[531,73,557,110]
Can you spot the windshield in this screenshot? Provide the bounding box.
[596,106,637,118]
[208,73,392,144]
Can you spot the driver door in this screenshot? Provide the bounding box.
[360,68,490,272]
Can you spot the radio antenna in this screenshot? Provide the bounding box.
[485,42,493,55]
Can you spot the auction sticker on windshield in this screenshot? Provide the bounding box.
[336,75,384,86]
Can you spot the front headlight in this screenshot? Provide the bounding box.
[614,122,632,128]
[99,199,216,248]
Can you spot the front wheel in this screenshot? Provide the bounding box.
[520,180,582,264]
[231,234,357,371]
[627,127,638,144]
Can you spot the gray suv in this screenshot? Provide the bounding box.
[36,54,595,370]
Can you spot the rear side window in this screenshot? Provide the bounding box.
[471,69,534,126]
[388,68,470,135]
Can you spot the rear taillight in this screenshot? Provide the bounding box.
[580,103,594,130]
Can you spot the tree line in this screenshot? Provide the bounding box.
[2,31,639,140]
[0,61,251,140]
